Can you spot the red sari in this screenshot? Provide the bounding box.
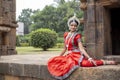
[47,32,103,79]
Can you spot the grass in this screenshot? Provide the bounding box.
[16,46,62,55]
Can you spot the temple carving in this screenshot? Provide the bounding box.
[0,0,17,55]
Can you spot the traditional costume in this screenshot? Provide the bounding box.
[47,15,104,79]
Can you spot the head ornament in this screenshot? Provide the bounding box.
[67,13,80,27]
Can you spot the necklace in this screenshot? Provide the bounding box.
[66,32,75,48]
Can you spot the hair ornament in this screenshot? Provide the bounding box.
[67,13,80,27]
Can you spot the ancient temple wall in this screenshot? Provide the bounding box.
[80,0,120,58]
[84,1,111,58]
[0,0,17,55]
[83,0,97,58]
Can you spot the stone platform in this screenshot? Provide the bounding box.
[0,54,120,80]
[103,55,120,64]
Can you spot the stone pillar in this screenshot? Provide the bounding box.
[0,0,17,55]
[95,2,105,58]
[84,0,97,58]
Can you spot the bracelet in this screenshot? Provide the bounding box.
[88,57,93,60]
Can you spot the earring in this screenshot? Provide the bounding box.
[76,27,78,31]
[69,26,71,30]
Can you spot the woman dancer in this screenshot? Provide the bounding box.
[47,15,116,80]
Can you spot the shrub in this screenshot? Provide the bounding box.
[19,35,30,43]
[20,43,29,47]
[55,43,64,48]
[57,37,64,43]
[30,28,57,51]
[16,36,20,46]
[58,32,64,37]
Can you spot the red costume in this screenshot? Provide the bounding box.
[47,32,103,79]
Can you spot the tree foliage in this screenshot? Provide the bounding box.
[17,1,84,35]
[16,36,20,46]
[30,1,83,33]
[30,28,57,51]
[17,8,37,34]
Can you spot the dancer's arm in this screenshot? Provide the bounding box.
[78,42,91,59]
[78,42,97,66]
[59,44,67,56]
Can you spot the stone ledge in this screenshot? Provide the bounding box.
[0,54,120,80]
[69,65,120,80]
[103,55,120,63]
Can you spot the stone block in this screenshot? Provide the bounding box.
[64,65,120,80]
[5,75,19,80]
[85,23,96,43]
[95,43,104,59]
[103,55,120,63]
[0,0,17,55]
[0,63,9,74]
[9,63,24,76]
[24,64,40,78]
[65,69,81,80]
[19,77,33,80]
[87,4,96,23]
[39,65,55,80]
[85,43,96,58]
[95,5,104,23]
[0,74,5,80]
[96,23,104,43]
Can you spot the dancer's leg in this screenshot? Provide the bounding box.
[81,59,103,67]
[81,59,117,67]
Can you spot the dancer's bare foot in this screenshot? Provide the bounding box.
[104,60,117,65]
[101,59,117,65]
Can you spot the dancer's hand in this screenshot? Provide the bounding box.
[88,58,97,66]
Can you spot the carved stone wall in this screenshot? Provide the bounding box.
[80,0,120,58]
[0,0,17,55]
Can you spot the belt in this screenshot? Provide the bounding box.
[68,49,80,53]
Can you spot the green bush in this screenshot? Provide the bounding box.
[20,43,29,47]
[19,35,30,43]
[16,36,20,46]
[58,32,64,37]
[55,43,64,48]
[57,37,64,43]
[30,28,57,51]
[16,34,31,47]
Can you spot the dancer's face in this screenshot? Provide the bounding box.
[69,22,77,32]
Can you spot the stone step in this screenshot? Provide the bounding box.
[103,55,120,64]
[0,54,120,80]
[67,65,120,80]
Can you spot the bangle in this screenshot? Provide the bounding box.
[88,57,93,60]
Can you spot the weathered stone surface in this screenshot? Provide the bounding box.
[5,75,19,80]
[24,64,40,78]
[39,65,55,80]
[0,0,17,55]
[70,66,120,80]
[80,0,120,58]
[0,63,9,74]
[103,55,120,63]
[0,74,5,80]
[0,26,11,32]
[9,63,24,76]
[0,54,120,80]
[87,4,96,23]
[84,23,96,43]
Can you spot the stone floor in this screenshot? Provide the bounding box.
[0,53,120,65]
[0,53,58,65]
